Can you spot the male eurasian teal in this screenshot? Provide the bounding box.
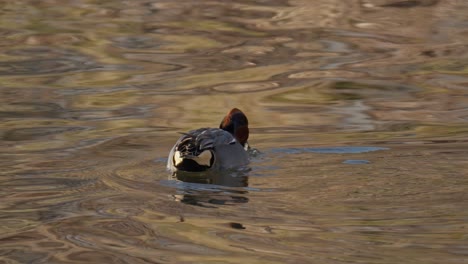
[167,108,249,173]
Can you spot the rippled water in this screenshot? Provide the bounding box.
[1,0,468,263]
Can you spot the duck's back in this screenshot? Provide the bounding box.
[167,128,248,173]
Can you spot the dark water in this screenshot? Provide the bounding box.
[1,0,468,263]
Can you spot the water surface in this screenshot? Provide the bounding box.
[1,1,468,263]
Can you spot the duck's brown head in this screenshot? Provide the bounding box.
[219,108,249,147]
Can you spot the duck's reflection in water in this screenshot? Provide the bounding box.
[169,169,250,207]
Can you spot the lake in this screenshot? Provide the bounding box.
[1,0,468,263]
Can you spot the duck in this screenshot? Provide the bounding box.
[167,108,250,173]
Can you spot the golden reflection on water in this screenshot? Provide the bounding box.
[1,0,468,263]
